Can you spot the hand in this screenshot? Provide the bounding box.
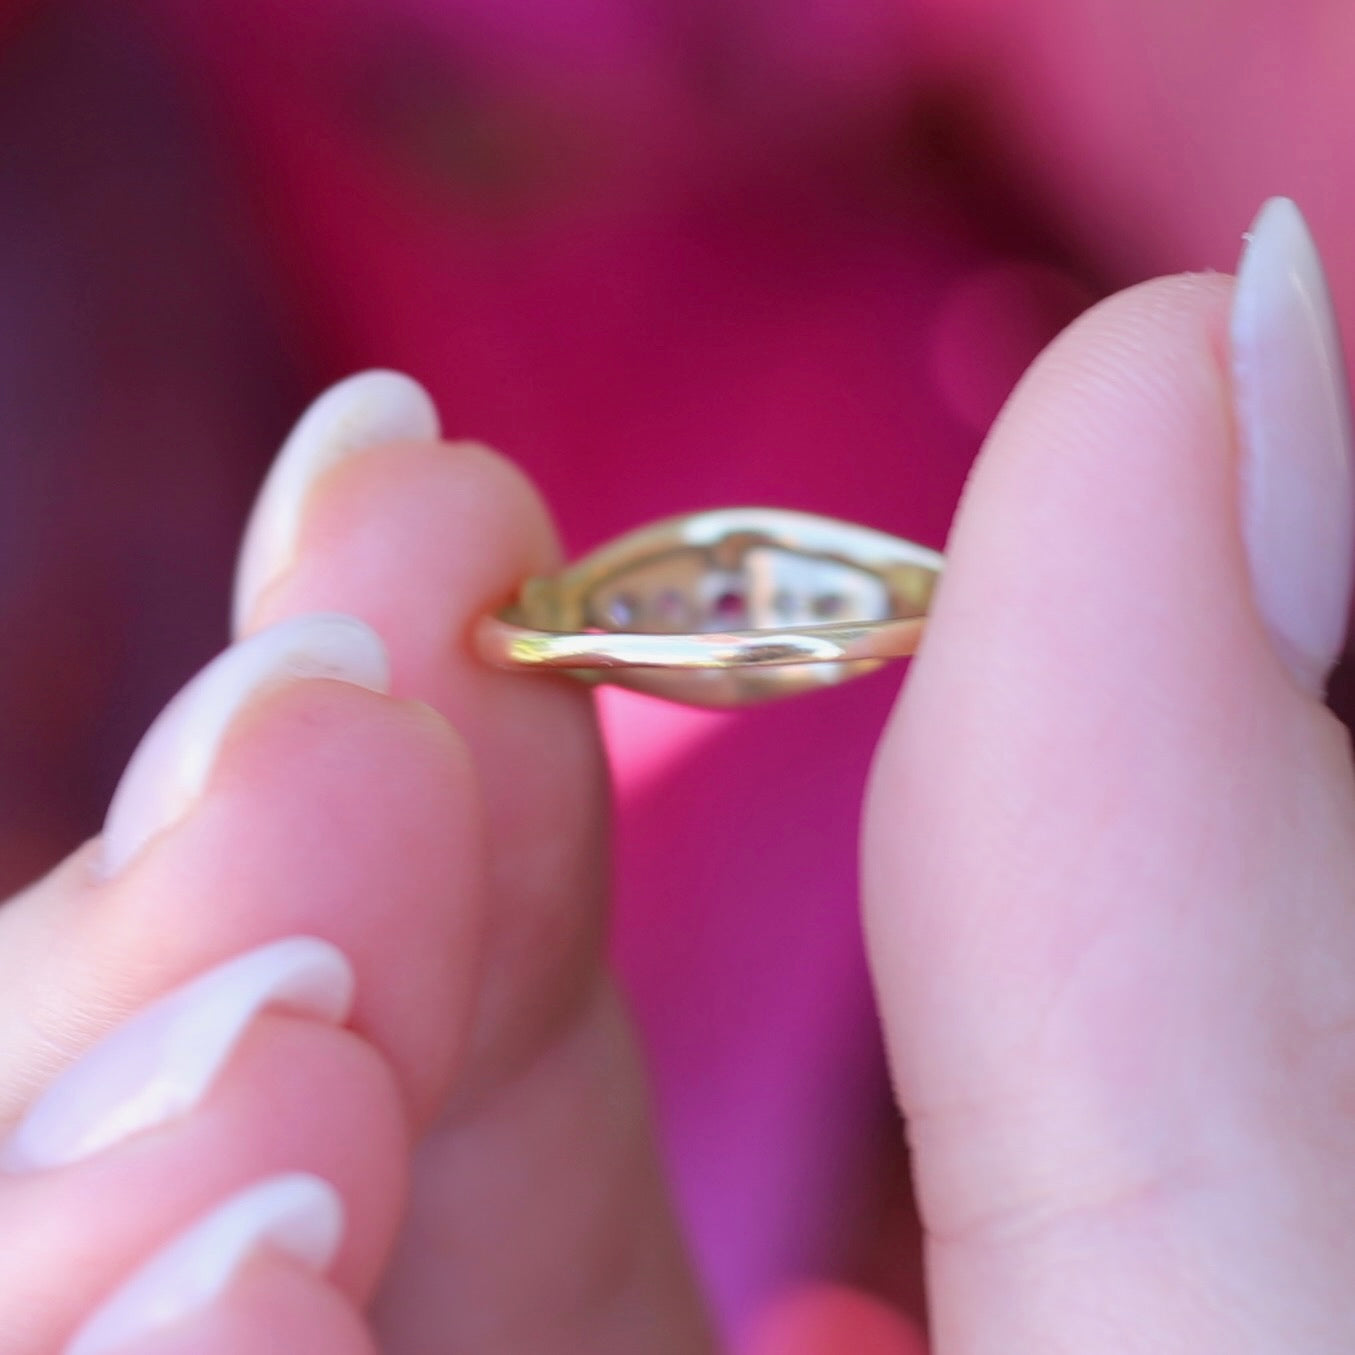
[2,200,1352,1354]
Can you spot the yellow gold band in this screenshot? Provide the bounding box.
[473,507,943,707]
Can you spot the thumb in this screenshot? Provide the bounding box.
[864,199,1355,1351]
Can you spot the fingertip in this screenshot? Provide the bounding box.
[251,436,566,661]
[62,1172,346,1355]
[71,1235,378,1355]
[937,271,1242,678]
[98,614,391,881]
[869,269,1267,875]
[233,371,441,636]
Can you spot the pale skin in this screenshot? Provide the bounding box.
[4,271,1355,1351]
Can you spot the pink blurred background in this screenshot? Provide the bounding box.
[2,0,1349,1337]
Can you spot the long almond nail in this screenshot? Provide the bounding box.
[64,1173,345,1355]
[0,937,354,1173]
[99,612,389,878]
[1231,197,1355,691]
[233,370,440,632]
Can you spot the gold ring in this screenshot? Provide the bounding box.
[474,507,944,707]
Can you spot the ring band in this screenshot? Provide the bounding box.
[474,507,944,707]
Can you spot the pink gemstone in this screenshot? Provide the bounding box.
[713,590,745,624]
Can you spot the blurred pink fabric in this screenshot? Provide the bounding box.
[0,0,1099,1334]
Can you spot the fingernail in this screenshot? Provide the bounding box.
[99,613,390,878]
[0,937,354,1173]
[64,1173,344,1355]
[1231,197,1355,691]
[233,370,440,632]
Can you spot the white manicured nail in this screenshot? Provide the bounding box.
[1232,197,1355,691]
[99,613,390,877]
[64,1173,345,1355]
[0,937,354,1173]
[233,370,440,632]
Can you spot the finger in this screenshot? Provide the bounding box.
[0,617,486,1132]
[237,374,607,1084]
[0,943,403,1352]
[101,1257,378,1355]
[61,1177,377,1355]
[865,200,1355,1348]
[235,373,711,1352]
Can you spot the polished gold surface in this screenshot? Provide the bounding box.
[474,508,944,706]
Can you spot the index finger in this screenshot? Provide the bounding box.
[235,371,713,1354]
